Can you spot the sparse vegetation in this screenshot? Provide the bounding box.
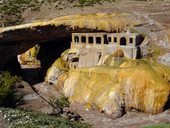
[142,123,170,128]
[0,0,42,26]
[49,95,70,109]
[0,71,22,107]
[0,0,115,26]
[134,0,147,1]
[147,44,165,61]
[78,0,114,6]
[0,107,91,128]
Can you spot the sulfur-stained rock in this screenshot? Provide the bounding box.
[55,59,170,118]
[18,45,41,66]
[45,50,69,85]
[0,13,137,34]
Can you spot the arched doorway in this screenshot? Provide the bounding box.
[120,37,126,45]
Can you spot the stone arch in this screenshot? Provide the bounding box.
[120,37,126,45]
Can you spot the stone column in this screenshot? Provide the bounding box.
[117,34,120,45]
[112,35,114,44]
[86,34,89,44]
[133,37,136,47]
[94,36,96,45]
[71,33,74,48]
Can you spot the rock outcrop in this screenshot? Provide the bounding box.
[18,45,41,66]
[46,55,170,118]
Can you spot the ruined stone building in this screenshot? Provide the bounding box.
[66,31,147,68]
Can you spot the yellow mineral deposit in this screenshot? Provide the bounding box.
[18,45,41,66]
[45,52,69,85]
[0,13,137,33]
[53,58,170,118]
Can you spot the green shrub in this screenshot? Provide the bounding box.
[49,95,70,109]
[0,107,91,128]
[0,0,41,26]
[78,0,114,6]
[0,0,116,26]
[0,71,21,107]
[142,123,170,128]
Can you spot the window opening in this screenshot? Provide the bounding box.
[96,37,101,44]
[81,36,86,43]
[129,38,133,44]
[120,37,126,45]
[74,36,79,42]
[88,37,94,44]
[72,57,79,62]
[114,37,117,43]
[108,37,112,42]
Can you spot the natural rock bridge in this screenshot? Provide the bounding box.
[0,13,138,72]
[0,24,71,72]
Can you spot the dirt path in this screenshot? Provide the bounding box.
[16,81,53,114]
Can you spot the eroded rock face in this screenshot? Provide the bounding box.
[158,53,170,66]
[47,57,170,118]
[45,51,69,85]
[18,45,41,66]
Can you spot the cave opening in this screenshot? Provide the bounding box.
[22,36,71,85]
[1,26,104,85]
[3,36,71,85]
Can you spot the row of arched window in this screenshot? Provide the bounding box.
[74,36,102,44]
[74,35,135,46]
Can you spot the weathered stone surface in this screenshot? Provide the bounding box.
[158,53,170,66]
[45,55,69,85]
[18,45,41,66]
[55,59,170,118]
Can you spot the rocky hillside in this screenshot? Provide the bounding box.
[0,0,114,26]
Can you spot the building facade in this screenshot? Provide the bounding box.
[67,31,145,68]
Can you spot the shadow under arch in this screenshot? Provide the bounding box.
[120,37,126,45]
